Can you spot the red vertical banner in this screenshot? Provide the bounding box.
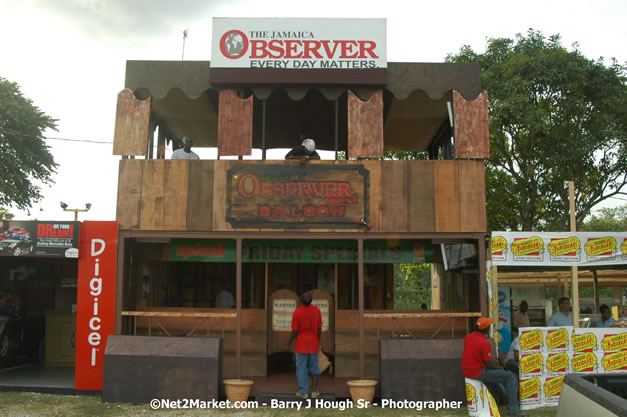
[75,221,118,390]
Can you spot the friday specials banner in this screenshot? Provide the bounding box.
[491,232,627,267]
[518,326,627,410]
[75,221,118,390]
[211,17,387,70]
[170,239,434,264]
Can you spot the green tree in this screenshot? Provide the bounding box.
[0,208,13,219]
[447,30,627,231]
[394,263,431,310]
[580,204,627,231]
[0,77,58,210]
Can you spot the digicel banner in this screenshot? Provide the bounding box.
[211,17,387,69]
[75,221,118,390]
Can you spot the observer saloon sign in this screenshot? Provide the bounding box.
[226,164,369,228]
[210,17,387,84]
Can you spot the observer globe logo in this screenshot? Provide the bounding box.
[220,30,248,59]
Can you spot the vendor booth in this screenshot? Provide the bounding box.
[489,231,627,410]
[107,17,491,399]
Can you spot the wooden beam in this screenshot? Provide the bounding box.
[236,238,242,378]
[358,239,365,380]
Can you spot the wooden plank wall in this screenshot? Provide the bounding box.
[112,89,151,156]
[117,160,143,229]
[453,90,490,159]
[433,161,460,232]
[116,160,486,233]
[187,160,214,231]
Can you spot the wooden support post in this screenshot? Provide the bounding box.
[157,124,166,159]
[569,181,580,327]
[480,236,488,317]
[491,265,499,327]
[431,264,441,310]
[592,269,600,313]
[261,99,267,160]
[236,238,242,378]
[358,239,365,379]
[115,234,126,334]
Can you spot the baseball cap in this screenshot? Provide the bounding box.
[302,138,315,152]
[476,317,494,330]
[183,136,193,143]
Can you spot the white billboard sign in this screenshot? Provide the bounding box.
[211,17,387,70]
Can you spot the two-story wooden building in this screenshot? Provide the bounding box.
[110,18,490,399]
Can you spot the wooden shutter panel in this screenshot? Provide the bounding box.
[217,89,253,157]
[348,90,383,158]
[453,90,490,159]
[112,89,151,156]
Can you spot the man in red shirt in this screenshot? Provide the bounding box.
[462,317,527,417]
[289,293,322,399]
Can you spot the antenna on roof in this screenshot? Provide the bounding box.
[182,28,188,61]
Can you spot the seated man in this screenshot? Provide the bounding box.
[285,138,320,164]
[504,335,521,377]
[462,317,526,417]
[547,297,573,326]
[597,304,616,328]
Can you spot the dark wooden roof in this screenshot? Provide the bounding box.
[124,61,481,152]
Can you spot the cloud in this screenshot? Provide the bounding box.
[30,0,235,40]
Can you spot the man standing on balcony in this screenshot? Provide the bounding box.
[289,293,322,400]
[285,138,320,164]
[171,136,199,159]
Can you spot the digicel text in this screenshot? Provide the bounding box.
[250,39,378,60]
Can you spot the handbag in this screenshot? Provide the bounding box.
[318,348,332,375]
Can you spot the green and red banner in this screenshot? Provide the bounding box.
[170,239,433,264]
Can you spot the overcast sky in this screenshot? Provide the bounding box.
[2,0,626,221]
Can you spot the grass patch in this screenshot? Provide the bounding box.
[1,391,558,417]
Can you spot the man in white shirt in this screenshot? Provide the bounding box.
[171,136,199,159]
[215,281,235,308]
[504,335,521,375]
[547,297,573,326]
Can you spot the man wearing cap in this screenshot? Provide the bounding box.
[172,136,199,159]
[285,138,320,164]
[462,317,526,417]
